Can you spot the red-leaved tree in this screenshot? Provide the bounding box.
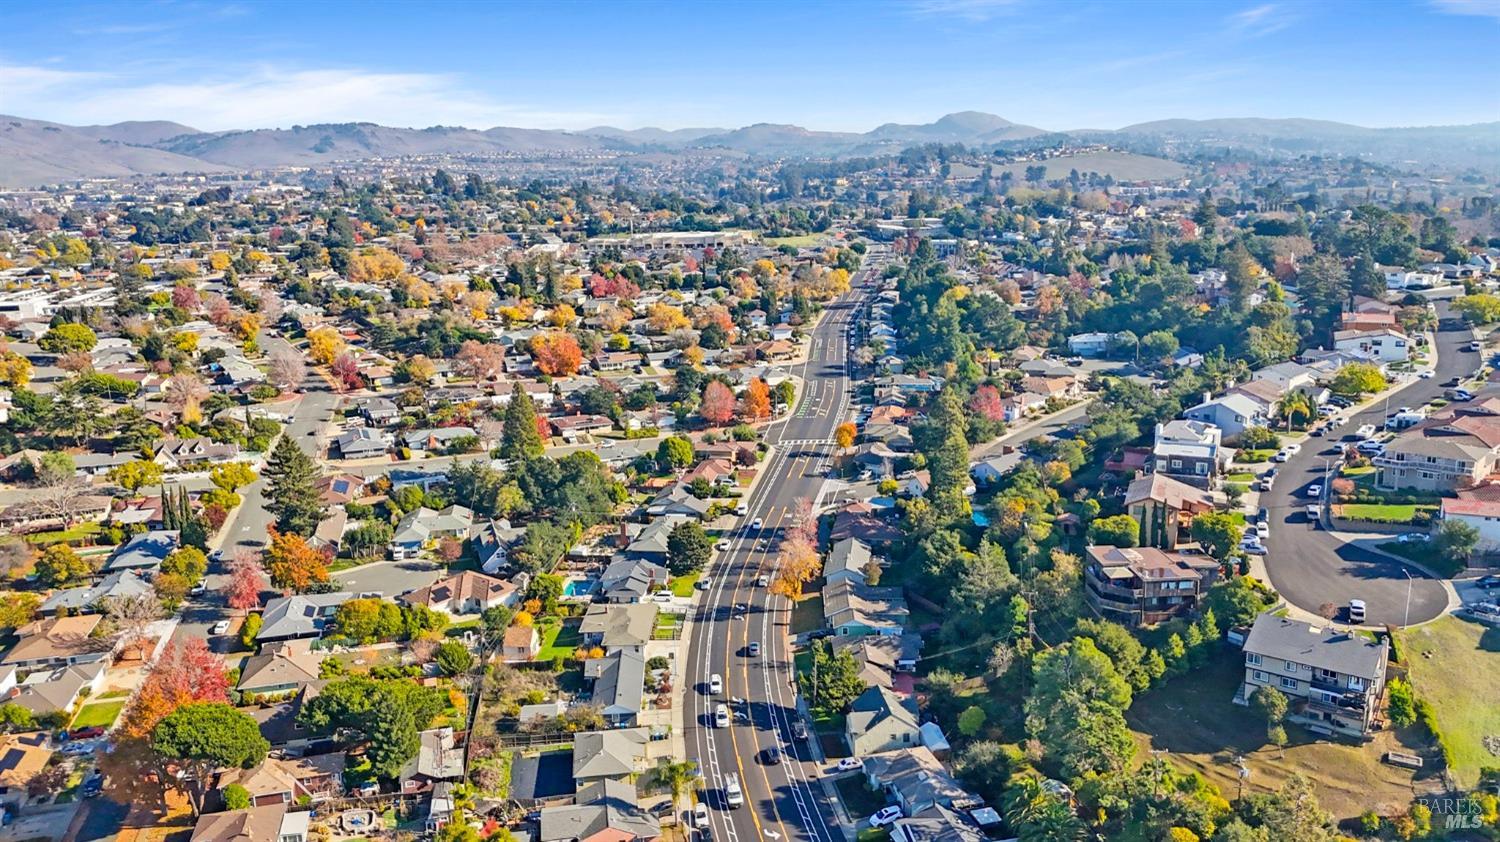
[701,381,735,426]
[969,385,1006,423]
[224,551,266,614]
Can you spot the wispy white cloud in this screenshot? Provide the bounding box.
[0,64,617,130]
[904,0,1025,22]
[1430,0,1500,19]
[1228,3,1296,35]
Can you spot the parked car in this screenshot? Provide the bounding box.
[1271,451,1290,463]
[716,539,731,551]
[1306,504,1321,523]
[1474,575,1500,590]
[836,757,863,771]
[1283,443,1302,455]
[1254,521,1270,539]
[792,720,810,742]
[870,806,904,828]
[1305,484,1322,498]
[1239,538,1267,555]
[1348,599,1367,623]
[1355,424,1377,439]
[1397,532,1429,543]
[211,620,231,636]
[694,802,710,829]
[750,518,763,530]
[1419,370,1435,379]
[651,591,674,604]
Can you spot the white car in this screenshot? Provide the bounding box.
[836,757,863,771]
[714,704,729,728]
[1306,484,1322,498]
[1355,424,1377,439]
[1271,451,1290,463]
[709,674,723,695]
[869,806,904,828]
[757,574,770,587]
[211,620,231,635]
[1397,532,1429,543]
[651,591,673,604]
[1254,521,1270,539]
[1239,538,1267,555]
[693,802,709,829]
[1283,443,1302,456]
[750,518,763,530]
[1419,370,1435,379]
[716,539,731,551]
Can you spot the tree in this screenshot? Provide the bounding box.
[1140,329,1180,363]
[654,758,699,819]
[0,703,35,733]
[666,521,712,576]
[1026,638,1135,777]
[165,372,209,424]
[39,322,97,354]
[151,702,268,814]
[0,592,39,631]
[1088,514,1139,547]
[264,435,322,536]
[210,462,256,494]
[797,639,867,715]
[330,353,362,390]
[224,553,266,614]
[530,331,582,376]
[455,340,506,381]
[222,783,251,810]
[834,422,856,451]
[957,705,987,737]
[264,529,329,592]
[0,352,32,387]
[1190,512,1244,561]
[1330,363,1386,397]
[739,378,771,420]
[435,640,475,676]
[110,460,163,494]
[35,544,90,586]
[700,381,735,426]
[161,546,207,582]
[1386,676,1415,727]
[267,349,306,391]
[501,384,546,461]
[1251,685,1289,753]
[1453,293,1500,325]
[306,326,345,365]
[1203,577,1274,629]
[769,536,822,600]
[1435,517,1479,565]
[656,436,694,471]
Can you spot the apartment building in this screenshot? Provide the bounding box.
[1235,614,1388,737]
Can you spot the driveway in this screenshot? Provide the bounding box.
[332,559,445,599]
[1261,300,1469,626]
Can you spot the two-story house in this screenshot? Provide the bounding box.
[1235,614,1388,737]
[1375,408,1500,493]
[1183,392,1269,440]
[1152,420,1229,489]
[1333,327,1409,363]
[1083,545,1220,627]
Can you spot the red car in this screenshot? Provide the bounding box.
[68,726,105,740]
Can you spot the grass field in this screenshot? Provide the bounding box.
[71,700,125,729]
[1340,465,1377,478]
[990,150,1187,183]
[791,594,824,635]
[763,234,825,249]
[1127,654,1439,819]
[653,612,682,640]
[1226,472,1256,484]
[1334,503,1436,523]
[537,618,581,661]
[24,522,102,546]
[669,573,699,597]
[1399,615,1500,787]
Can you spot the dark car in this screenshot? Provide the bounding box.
[791,720,810,742]
[69,726,105,740]
[81,775,104,799]
[763,747,783,765]
[1476,575,1500,590]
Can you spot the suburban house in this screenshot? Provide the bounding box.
[889,805,988,842]
[1374,409,1500,492]
[1152,420,1229,489]
[584,650,647,726]
[550,414,613,441]
[1440,496,1500,554]
[335,427,388,459]
[1333,327,1409,363]
[189,803,309,842]
[1235,614,1388,737]
[237,641,325,697]
[537,778,660,842]
[399,571,518,616]
[579,604,658,655]
[315,473,367,506]
[846,685,922,756]
[390,505,475,559]
[1183,392,1269,439]
[216,753,346,807]
[1125,473,1218,550]
[356,396,400,426]
[500,625,540,662]
[1,615,109,670]
[104,529,178,574]
[597,557,668,603]
[863,745,974,817]
[830,635,922,690]
[5,660,107,717]
[1083,545,1221,627]
[256,593,352,643]
[473,518,526,574]
[824,538,876,586]
[1067,331,1113,356]
[0,732,53,813]
[824,580,908,637]
[572,728,649,788]
[40,569,153,615]
[153,436,239,470]
[400,727,465,794]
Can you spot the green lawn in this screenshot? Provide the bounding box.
[790,594,824,635]
[652,612,682,640]
[71,700,126,729]
[1225,472,1256,484]
[1334,503,1436,523]
[764,234,824,249]
[537,619,581,661]
[1340,465,1376,478]
[835,775,890,821]
[24,522,102,546]
[1239,449,1276,463]
[1400,615,1500,787]
[669,573,700,597]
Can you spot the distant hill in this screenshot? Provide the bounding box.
[0,115,227,188]
[0,110,1494,187]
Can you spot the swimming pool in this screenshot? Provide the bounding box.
[563,579,596,597]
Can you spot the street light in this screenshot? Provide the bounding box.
[1403,568,1414,628]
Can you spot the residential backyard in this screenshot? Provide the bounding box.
[1127,653,1441,819]
[537,618,581,661]
[790,593,824,635]
[1398,615,1500,787]
[70,699,126,729]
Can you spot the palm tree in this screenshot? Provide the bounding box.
[655,758,699,820]
[1280,391,1314,432]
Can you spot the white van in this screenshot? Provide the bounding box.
[1348,599,1367,624]
[724,774,744,809]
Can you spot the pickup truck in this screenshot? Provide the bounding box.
[1354,424,1377,439]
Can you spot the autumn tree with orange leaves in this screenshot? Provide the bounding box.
[740,378,771,421]
[834,422,856,451]
[264,529,329,592]
[769,535,822,600]
[531,331,583,376]
[700,381,735,426]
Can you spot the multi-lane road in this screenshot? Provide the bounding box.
[1263,298,1473,626]
[685,257,886,842]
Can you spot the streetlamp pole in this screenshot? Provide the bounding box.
[1403,569,1413,628]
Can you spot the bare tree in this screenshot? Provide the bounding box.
[267,350,306,392]
[165,373,208,423]
[0,538,36,580]
[36,469,90,529]
[257,290,284,323]
[105,593,161,660]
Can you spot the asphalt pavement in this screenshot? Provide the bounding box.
[684,259,888,842]
[1262,300,1470,626]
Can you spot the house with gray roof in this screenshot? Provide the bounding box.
[583,650,646,726]
[5,660,107,717]
[257,592,352,643]
[824,538,874,586]
[862,745,975,816]
[598,557,667,604]
[40,569,153,614]
[335,427,389,459]
[1234,614,1388,737]
[538,778,660,842]
[104,530,178,574]
[473,518,526,574]
[845,685,921,756]
[572,728,649,787]
[390,505,474,559]
[579,604,657,655]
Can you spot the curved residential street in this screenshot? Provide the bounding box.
[1261,298,1471,626]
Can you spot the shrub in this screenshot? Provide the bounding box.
[1387,677,1416,727]
[240,613,262,649]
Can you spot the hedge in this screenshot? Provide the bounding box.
[1414,696,1456,771]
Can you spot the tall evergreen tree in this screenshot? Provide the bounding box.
[501,383,545,461]
[263,436,322,536]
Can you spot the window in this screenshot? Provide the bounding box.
[1279,676,1298,691]
[1245,653,1262,666]
[1283,660,1298,673]
[1251,669,1268,682]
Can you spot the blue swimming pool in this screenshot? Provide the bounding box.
[563,579,596,597]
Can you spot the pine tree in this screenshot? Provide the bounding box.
[263,436,322,537]
[501,383,544,461]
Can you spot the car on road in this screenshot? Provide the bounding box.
[1419,370,1435,379]
[1396,532,1429,543]
[870,806,904,828]
[1271,450,1290,463]
[756,574,769,587]
[1470,340,1483,352]
[1253,521,1269,539]
[1256,476,1274,492]
[750,518,763,530]
[1447,388,1474,401]
[1319,404,1340,416]
[1239,538,1267,555]
[1283,443,1302,456]
[1305,484,1322,498]
[1446,376,1463,386]
[189,579,207,596]
[1348,599,1367,623]
[211,620,231,635]
[747,642,761,657]
[836,757,863,771]
[1355,424,1377,439]
[81,774,104,799]
[762,747,782,765]
[693,802,710,829]
[792,720,810,742]
[724,775,743,809]
[715,539,731,551]
[709,674,722,695]
[1306,504,1321,522]
[734,504,748,516]
[1474,575,1500,590]
[1356,440,1386,456]
[1256,508,1269,523]
[714,705,729,728]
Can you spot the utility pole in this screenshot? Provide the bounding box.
[1403,569,1413,628]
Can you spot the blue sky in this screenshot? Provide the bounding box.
[2,0,1496,132]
